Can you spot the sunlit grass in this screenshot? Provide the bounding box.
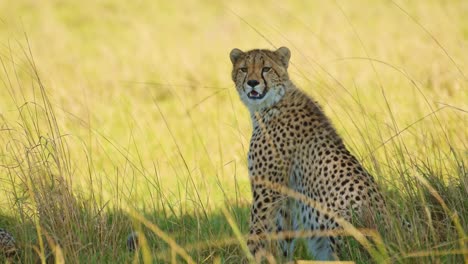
[0,0,466,263]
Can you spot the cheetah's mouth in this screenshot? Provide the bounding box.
[247,89,267,100]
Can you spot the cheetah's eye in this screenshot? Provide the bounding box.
[262,67,271,73]
[239,67,247,73]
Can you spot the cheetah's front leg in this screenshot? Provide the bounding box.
[247,181,286,262]
[276,199,296,261]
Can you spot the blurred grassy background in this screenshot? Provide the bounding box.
[0,0,466,262]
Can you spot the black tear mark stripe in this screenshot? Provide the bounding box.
[260,56,269,91]
[241,55,250,89]
[242,72,247,92]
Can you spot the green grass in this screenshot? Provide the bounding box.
[0,0,467,263]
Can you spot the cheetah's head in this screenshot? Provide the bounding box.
[230,47,291,112]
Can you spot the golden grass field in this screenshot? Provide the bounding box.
[0,0,466,263]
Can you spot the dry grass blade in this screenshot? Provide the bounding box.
[122,207,195,264]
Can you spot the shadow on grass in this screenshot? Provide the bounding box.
[0,203,252,263]
[1,170,466,264]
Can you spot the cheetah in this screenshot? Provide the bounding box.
[229,47,387,261]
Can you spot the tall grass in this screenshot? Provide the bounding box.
[0,0,466,263]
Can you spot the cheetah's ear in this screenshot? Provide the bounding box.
[275,46,291,68]
[230,48,244,64]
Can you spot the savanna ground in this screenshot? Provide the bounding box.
[0,0,466,263]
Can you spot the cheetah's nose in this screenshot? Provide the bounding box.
[247,80,259,87]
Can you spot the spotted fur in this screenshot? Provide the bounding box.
[230,47,387,261]
[0,228,17,259]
